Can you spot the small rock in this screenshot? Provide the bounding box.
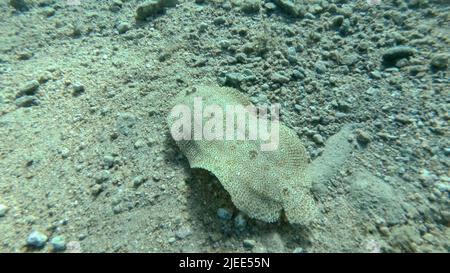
[15,95,39,107]
[270,72,290,83]
[17,80,39,97]
[264,2,276,10]
[370,70,382,79]
[42,7,55,17]
[0,204,9,217]
[430,53,449,70]
[213,16,226,25]
[243,239,256,249]
[419,169,432,183]
[58,147,70,159]
[312,134,324,145]
[110,0,123,12]
[224,73,244,88]
[378,226,390,236]
[274,0,303,17]
[112,205,123,214]
[293,247,304,253]
[17,51,33,60]
[332,15,344,28]
[134,139,146,149]
[116,113,137,135]
[136,1,163,21]
[356,129,371,145]
[117,22,130,34]
[435,182,450,193]
[95,170,111,184]
[66,241,82,253]
[389,225,421,252]
[39,71,53,83]
[91,184,104,196]
[133,176,146,188]
[50,236,66,251]
[394,114,412,124]
[103,155,116,168]
[175,226,192,239]
[136,0,178,21]
[234,213,246,230]
[9,0,29,11]
[26,231,48,248]
[70,24,82,37]
[72,83,85,96]
[237,0,260,13]
[315,61,327,74]
[292,69,304,79]
[198,22,208,33]
[168,237,176,244]
[341,54,358,66]
[217,208,232,221]
[287,47,297,63]
[382,46,415,66]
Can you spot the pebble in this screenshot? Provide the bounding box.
[243,239,256,249]
[430,53,449,70]
[213,16,226,25]
[292,69,304,79]
[234,213,246,230]
[72,83,85,97]
[26,231,48,248]
[117,112,137,135]
[91,184,104,196]
[39,71,53,83]
[370,70,382,79]
[9,0,29,11]
[0,204,8,217]
[356,129,371,145]
[133,175,146,188]
[292,247,304,253]
[110,0,123,12]
[95,170,111,184]
[134,139,146,149]
[270,72,290,84]
[175,226,192,239]
[17,80,39,97]
[66,241,82,253]
[332,15,344,28]
[312,134,324,145]
[394,114,412,124]
[117,22,130,34]
[70,24,82,37]
[50,236,66,251]
[382,46,415,65]
[435,182,450,193]
[341,54,358,65]
[103,155,116,168]
[264,2,276,11]
[217,208,232,221]
[378,226,390,236]
[274,0,302,17]
[15,95,40,107]
[315,61,327,74]
[224,72,243,88]
[135,0,177,21]
[237,0,260,13]
[287,47,297,63]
